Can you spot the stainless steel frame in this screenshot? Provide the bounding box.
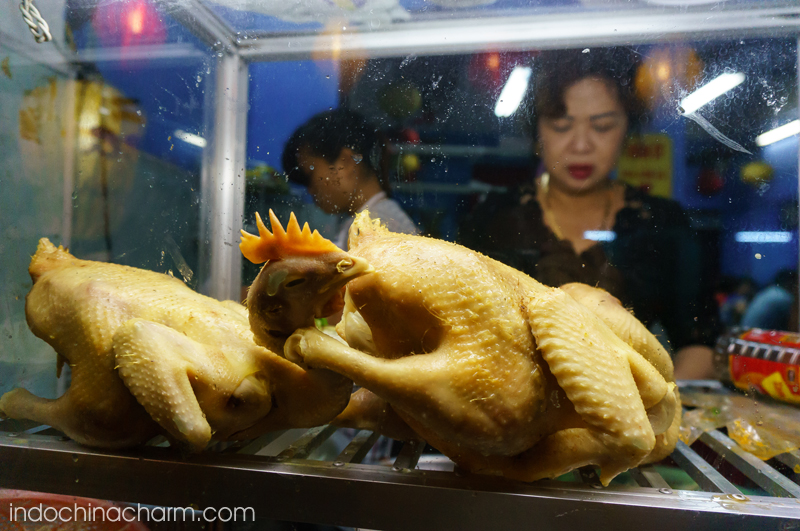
[198,50,249,301]
[238,5,800,61]
[2,397,799,530]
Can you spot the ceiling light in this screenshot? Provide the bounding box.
[584,231,616,242]
[735,231,792,243]
[494,65,532,118]
[755,120,800,147]
[174,130,206,148]
[679,72,745,114]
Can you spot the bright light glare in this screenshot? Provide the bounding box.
[174,130,207,148]
[128,5,145,35]
[494,66,532,118]
[679,72,745,114]
[735,231,792,243]
[584,231,616,242]
[755,120,800,147]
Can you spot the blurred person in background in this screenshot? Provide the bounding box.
[717,276,757,328]
[461,47,719,379]
[282,108,419,250]
[741,269,798,332]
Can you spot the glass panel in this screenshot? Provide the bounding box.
[3,0,800,521]
[244,31,799,361]
[1,13,71,400]
[1,1,211,400]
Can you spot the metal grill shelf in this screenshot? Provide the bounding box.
[2,410,800,530]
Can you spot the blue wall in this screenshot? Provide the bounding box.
[246,60,339,171]
[719,136,798,286]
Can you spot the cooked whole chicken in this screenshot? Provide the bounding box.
[0,229,366,450]
[282,211,680,485]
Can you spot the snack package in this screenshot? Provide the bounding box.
[714,328,800,404]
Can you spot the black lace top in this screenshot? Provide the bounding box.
[460,183,719,351]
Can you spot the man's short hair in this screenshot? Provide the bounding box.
[282,108,384,187]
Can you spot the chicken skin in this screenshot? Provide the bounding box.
[284,212,679,485]
[0,236,362,450]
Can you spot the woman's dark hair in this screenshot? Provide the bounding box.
[282,108,387,191]
[523,47,645,138]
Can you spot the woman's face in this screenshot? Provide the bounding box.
[537,77,628,194]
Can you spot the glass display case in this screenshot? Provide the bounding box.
[2,0,800,529]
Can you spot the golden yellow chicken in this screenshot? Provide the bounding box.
[0,232,366,450]
[278,211,680,485]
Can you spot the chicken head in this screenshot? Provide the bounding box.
[241,210,373,351]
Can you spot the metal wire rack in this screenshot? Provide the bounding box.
[2,382,800,530]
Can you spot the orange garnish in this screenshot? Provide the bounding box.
[240,210,342,264]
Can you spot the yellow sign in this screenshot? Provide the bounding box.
[617,134,673,198]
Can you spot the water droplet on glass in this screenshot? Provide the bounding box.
[309,165,314,170]
[196,76,202,83]
[352,154,363,163]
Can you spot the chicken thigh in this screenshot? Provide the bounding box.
[0,236,361,450]
[284,212,679,485]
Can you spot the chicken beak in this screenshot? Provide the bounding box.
[319,256,374,294]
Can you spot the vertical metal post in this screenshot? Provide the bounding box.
[199,51,249,301]
[797,37,800,331]
[61,78,77,249]
[57,75,78,398]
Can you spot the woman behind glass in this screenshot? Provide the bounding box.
[461,48,719,379]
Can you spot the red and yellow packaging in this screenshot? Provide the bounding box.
[716,328,800,404]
